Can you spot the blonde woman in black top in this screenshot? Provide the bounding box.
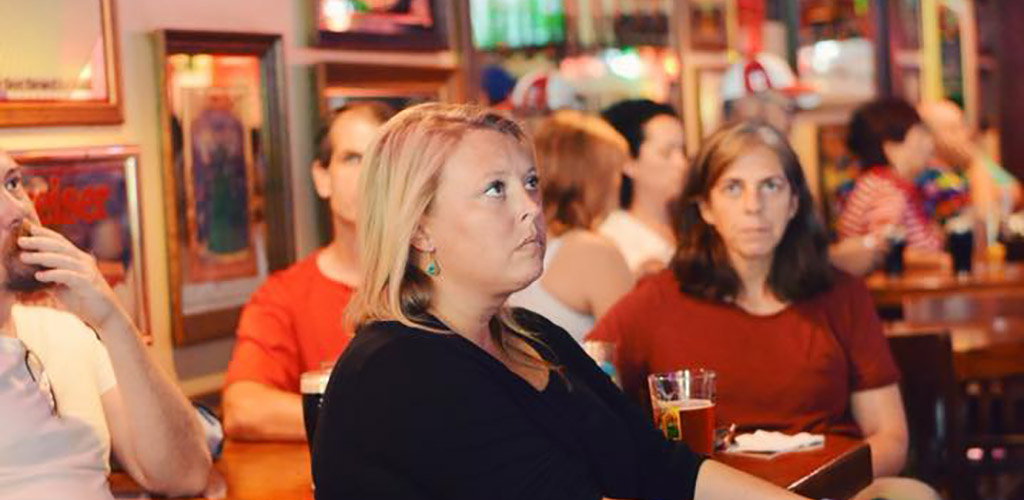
[311,103,810,500]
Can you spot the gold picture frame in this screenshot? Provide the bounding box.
[0,0,123,127]
[11,146,148,336]
[156,30,295,346]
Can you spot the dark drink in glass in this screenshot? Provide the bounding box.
[948,229,974,275]
[884,237,907,276]
[302,393,322,444]
[301,368,332,449]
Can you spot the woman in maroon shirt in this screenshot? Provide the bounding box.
[589,121,938,499]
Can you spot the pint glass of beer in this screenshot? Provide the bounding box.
[647,369,716,455]
[300,365,333,450]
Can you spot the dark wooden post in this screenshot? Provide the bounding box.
[998,0,1024,178]
[873,0,894,98]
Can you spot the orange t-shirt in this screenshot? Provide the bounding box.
[587,269,899,436]
[225,251,354,392]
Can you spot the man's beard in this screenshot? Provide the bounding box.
[3,222,52,295]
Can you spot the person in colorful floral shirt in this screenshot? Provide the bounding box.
[919,100,1022,242]
[913,166,972,225]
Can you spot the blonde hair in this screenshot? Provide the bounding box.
[533,110,628,236]
[346,103,533,335]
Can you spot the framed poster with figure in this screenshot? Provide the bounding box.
[156,30,294,345]
[179,86,258,284]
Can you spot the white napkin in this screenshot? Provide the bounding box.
[727,430,825,454]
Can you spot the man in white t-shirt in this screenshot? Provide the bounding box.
[0,149,211,499]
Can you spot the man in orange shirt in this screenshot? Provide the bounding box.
[223,102,395,441]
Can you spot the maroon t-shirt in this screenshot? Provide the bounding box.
[587,269,900,436]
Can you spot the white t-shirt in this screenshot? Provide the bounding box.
[598,210,675,274]
[507,238,595,343]
[0,304,117,500]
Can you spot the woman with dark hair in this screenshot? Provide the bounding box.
[837,98,944,265]
[599,99,687,277]
[588,121,937,499]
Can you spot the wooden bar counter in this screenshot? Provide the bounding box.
[884,291,1024,379]
[867,261,1024,308]
[866,260,1024,379]
[113,436,870,500]
[111,441,313,500]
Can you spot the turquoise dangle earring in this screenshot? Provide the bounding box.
[425,252,440,277]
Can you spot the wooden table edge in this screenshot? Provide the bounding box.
[787,441,872,500]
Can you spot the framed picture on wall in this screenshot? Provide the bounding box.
[11,146,149,336]
[314,0,448,50]
[156,30,294,346]
[688,0,729,51]
[179,86,260,284]
[0,0,123,127]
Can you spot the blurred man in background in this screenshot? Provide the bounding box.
[223,102,395,441]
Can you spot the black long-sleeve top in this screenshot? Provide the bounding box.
[312,309,705,500]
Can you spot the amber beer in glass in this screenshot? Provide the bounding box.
[648,369,717,455]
